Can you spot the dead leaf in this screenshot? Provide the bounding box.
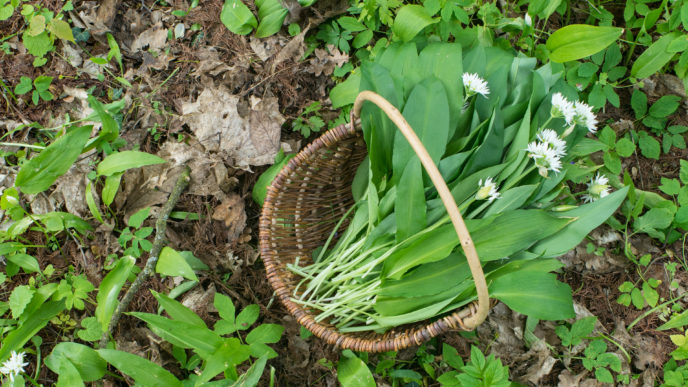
[250,36,283,62]
[181,86,283,167]
[212,194,247,243]
[181,283,216,320]
[308,45,348,76]
[130,23,168,53]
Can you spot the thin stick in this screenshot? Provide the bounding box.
[99,166,191,348]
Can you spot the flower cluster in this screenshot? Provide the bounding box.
[462,73,490,98]
[582,173,611,203]
[476,177,500,202]
[0,351,28,383]
[527,129,567,177]
[550,92,597,133]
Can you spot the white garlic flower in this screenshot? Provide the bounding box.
[476,177,501,203]
[536,129,567,157]
[573,101,598,133]
[582,173,611,203]
[0,351,28,383]
[551,92,575,124]
[462,73,490,98]
[527,141,563,177]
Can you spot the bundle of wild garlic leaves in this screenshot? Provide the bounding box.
[287,41,628,333]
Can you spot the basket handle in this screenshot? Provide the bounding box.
[352,91,489,330]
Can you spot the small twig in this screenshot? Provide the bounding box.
[99,165,191,348]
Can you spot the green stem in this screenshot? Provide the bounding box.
[627,291,688,331]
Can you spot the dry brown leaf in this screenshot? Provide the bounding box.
[181,87,283,167]
[130,23,168,53]
[212,194,247,243]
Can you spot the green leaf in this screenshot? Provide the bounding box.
[635,207,673,233]
[546,24,622,62]
[45,343,106,382]
[649,95,681,118]
[615,138,636,157]
[127,207,150,228]
[395,160,426,242]
[0,4,13,21]
[85,181,104,223]
[353,29,373,48]
[638,134,661,159]
[96,256,135,331]
[0,300,65,361]
[252,154,295,205]
[76,317,102,342]
[14,76,32,95]
[246,324,284,344]
[236,304,260,330]
[28,14,46,36]
[231,354,267,387]
[102,173,122,207]
[220,0,257,35]
[48,19,75,42]
[157,247,198,281]
[97,349,183,387]
[603,151,621,175]
[7,253,40,273]
[491,271,574,320]
[442,343,464,370]
[129,312,222,357]
[595,368,614,384]
[97,151,166,176]
[392,5,438,42]
[16,125,92,194]
[658,309,688,331]
[642,281,659,307]
[632,32,681,79]
[9,285,34,319]
[22,31,53,58]
[680,160,688,184]
[255,0,287,38]
[338,16,365,32]
[214,293,236,325]
[532,187,629,257]
[198,338,251,383]
[152,290,206,327]
[338,350,376,387]
[659,178,681,196]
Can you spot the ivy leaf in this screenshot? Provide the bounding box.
[0,4,13,21]
[659,178,681,196]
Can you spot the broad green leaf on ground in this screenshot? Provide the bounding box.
[15,125,92,194]
[0,300,65,361]
[490,271,574,320]
[198,339,251,384]
[47,19,75,42]
[246,324,284,344]
[152,290,206,327]
[531,187,629,257]
[23,31,52,57]
[95,256,135,331]
[45,343,106,382]
[157,247,198,281]
[632,32,682,79]
[97,151,166,176]
[97,349,182,387]
[231,355,267,387]
[546,24,622,62]
[6,253,40,274]
[252,153,295,205]
[392,5,438,42]
[220,0,257,35]
[255,0,288,38]
[128,312,222,357]
[338,350,376,387]
[9,285,34,319]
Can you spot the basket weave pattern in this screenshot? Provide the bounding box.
[259,123,480,352]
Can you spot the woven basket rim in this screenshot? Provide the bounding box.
[259,122,483,353]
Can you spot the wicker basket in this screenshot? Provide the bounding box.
[259,92,490,352]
